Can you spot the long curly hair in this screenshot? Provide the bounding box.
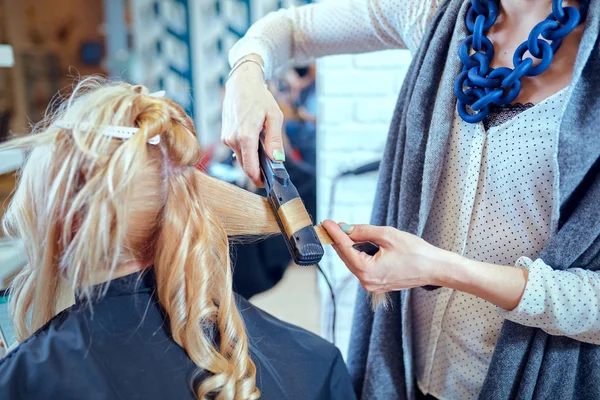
[1,77,282,399]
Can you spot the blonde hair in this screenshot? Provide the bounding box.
[0,77,284,399]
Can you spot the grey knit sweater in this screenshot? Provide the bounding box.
[347,0,600,399]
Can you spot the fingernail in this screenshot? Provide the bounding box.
[341,224,354,234]
[272,149,285,162]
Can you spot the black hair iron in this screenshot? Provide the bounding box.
[257,136,440,290]
[258,134,325,266]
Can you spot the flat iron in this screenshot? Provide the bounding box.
[258,134,440,290]
[258,134,326,266]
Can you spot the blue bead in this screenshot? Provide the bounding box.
[545,7,581,39]
[488,68,521,105]
[457,99,490,123]
[471,0,488,15]
[498,82,521,105]
[472,88,503,111]
[484,0,499,30]
[525,41,553,76]
[459,37,478,68]
[503,57,532,87]
[466,1,498,32]
[471,52,490,75]
[552,0,568,23]
[473,15,486,51]
[513,40,553,77]
[454,71,477,104]
[528,20,559,58]
[479,36,495,61]
[468,66,501,88]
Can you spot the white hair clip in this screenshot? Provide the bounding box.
[54,121,161,145]
[53,90,167,145]
[149,90,166,98]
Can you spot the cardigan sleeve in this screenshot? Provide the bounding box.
[498,257,600,345]
[228,0,442,79]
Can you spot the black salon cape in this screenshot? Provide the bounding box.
[0,270,355,400]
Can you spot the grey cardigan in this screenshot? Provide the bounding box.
[347,0,600,399]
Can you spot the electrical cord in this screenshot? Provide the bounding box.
[319,174,343,345]
[315,263,336,345]
[317,159,381,345]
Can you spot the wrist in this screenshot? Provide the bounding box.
[428,249,470,288]
[229,54,267,83]
[234,53,264,67]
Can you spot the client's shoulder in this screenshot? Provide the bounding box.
[235,294,342,363]
[0,307,93,398]
[235,295,356,399]
[1,307,86,362]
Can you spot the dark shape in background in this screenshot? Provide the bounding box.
[231,158,317,299]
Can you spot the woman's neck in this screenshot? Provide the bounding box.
[487,0,584,105]
[499,0,553,22]
[93,261,149,285]
[494,0,581,35]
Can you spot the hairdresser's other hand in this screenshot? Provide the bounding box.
[222,54,285,187]
[322,221,451,294]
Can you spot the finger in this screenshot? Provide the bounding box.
[330,243,356,271]
[322,220,370,275]
[264,108,285,162]
[323,220,355,248]
[238,128,262,186]
[338,223,394,247]
[231,146,245,172]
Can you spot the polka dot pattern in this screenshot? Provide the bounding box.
[228,0,443,78]
[231,5,600,398]
[413,89,567,400]
[498,257,600,345]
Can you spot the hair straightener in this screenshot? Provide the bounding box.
[258,134,325,266]
[257,135,439,290]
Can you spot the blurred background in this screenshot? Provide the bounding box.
[0,0,411,359]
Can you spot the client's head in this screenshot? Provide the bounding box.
[1,77,260,399]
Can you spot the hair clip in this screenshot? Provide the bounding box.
[54,121,161,145]
[53,90,167,145]
[149,90,166,98]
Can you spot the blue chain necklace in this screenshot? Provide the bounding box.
[454,0,588,123]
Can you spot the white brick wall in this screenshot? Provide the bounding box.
[316,50,412,359]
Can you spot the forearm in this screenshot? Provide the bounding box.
[432,253,600,343]
[229,0,425,79]
[433,251,528,310]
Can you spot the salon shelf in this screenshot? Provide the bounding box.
[0,239,25,289]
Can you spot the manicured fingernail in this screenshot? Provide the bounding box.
[341,224,354,234]
[272,149,285,162]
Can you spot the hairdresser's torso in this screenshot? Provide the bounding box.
[224,1,593,399]
[0,270,354,400]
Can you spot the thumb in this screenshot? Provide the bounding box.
[264,110,285,162]
[340,223,394,247]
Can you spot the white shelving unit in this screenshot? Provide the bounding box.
[0,239,25,285]
[128,0,311,147]
[0,149,25,175]
[0,150,25,290]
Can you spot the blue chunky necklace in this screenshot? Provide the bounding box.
[454,0,588,123]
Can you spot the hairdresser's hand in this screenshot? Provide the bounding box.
[222,54,285,186]
[322,221,452,294]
